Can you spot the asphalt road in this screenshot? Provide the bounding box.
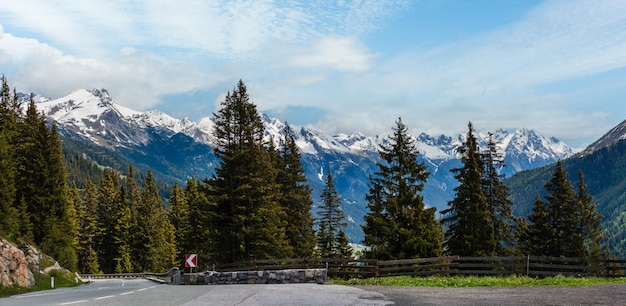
[0,279,209,306]
[3,280,626,305]
[0,280,391,306]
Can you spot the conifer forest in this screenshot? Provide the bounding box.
[0,77,609,273]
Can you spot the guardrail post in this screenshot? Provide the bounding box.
[325,262,329,281]
[171,267,180,285]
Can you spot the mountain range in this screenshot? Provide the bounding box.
[23,88,575,243]
[506,118,626,257]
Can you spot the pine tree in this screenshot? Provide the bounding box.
[317,171,351,259]
[442,122,495,256]
[114,205,133,273]
[124,165,143,271]
[0,76,18,239]
[137,170,177,271]
[184,178,213,269]
[337,229,353,259]
[363,117,442,259]
[15,98,49,244]
[278,123,316,258]
[544,161,579,257]
[518,195,552,256]
[77,180,101,273]
[39,123,78,270]
[168,182,189,258]
[66,182,82,259]
[0,131,18,238]
[575,170,607,258]
[17,197,33,242]
[481,133,516,255]
[95,168,124,273]
[518,162,605,258]
[209,80,289,263]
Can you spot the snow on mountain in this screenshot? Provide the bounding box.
[30,88,572,173]
[581,119,626,155]
[485,128,574,175]
[23,87,577,243]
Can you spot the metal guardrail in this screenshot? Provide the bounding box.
[79,268,180,283]
[80,273,147,279]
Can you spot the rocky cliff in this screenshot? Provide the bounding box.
[0,239,35,288]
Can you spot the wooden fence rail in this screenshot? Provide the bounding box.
[214,256,626,279]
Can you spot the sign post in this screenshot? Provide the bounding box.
[185,254,197,273]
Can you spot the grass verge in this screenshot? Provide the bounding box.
[334,275,626,287]
[0,270,81,297]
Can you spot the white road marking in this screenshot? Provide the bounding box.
[94,295,115,300]
[58,300,88,305]
[137,288,148,291]
[14,291,67,298]
[120,291,135,296]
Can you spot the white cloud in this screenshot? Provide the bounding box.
[0,0,625,148]
[0,32,224,110]
[301,0,626,142]
[290,36,377,72]
[0,0,406,57]
[0,0,404,111]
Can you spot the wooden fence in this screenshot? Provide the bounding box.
[214,256,626,279]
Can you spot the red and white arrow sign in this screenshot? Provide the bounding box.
[185,254,197,268]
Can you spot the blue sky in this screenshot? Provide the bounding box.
[1,0,625,149]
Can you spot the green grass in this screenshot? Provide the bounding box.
[334,275,626,287]
[0,270,81,297]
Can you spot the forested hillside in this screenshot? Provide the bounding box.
[2,76,617,278]
[507,139,626,257]
[62,133,173,199]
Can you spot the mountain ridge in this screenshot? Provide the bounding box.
[24,88,576,243]
[30,88,574,168]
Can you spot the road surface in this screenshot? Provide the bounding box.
[0,280,390,306]
[3,279,625,305]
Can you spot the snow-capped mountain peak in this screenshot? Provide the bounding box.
[27,88,573,177]
[581,119,626,155]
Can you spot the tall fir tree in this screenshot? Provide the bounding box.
[66,182,82,260]
[316,171,351,259]
[0,76,18,239]
[95,168,124,273]
[518,161,605,258]
[208,80,290,263]
[15,98,49,244]
[442,122,496,256]
[184,178,214,269]
[37,122,78,270]
[168,182,189,261]
[543,161,580,257]
[575,170,607,258]
[124,165,144,271]
[278,123,316,258]
[481,133,516,255]
[138,170,177,272]
[114,204,133,273]
[363,118,442,259]
[518,195,552,256]
[77,180,101,273]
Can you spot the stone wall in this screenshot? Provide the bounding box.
[181,269,326,285]
[0,239,35,288]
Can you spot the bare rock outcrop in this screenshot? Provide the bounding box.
[0,239,35,288]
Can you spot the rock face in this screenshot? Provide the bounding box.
[0,239,35,288]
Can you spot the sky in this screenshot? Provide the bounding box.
[1,0,626,149]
